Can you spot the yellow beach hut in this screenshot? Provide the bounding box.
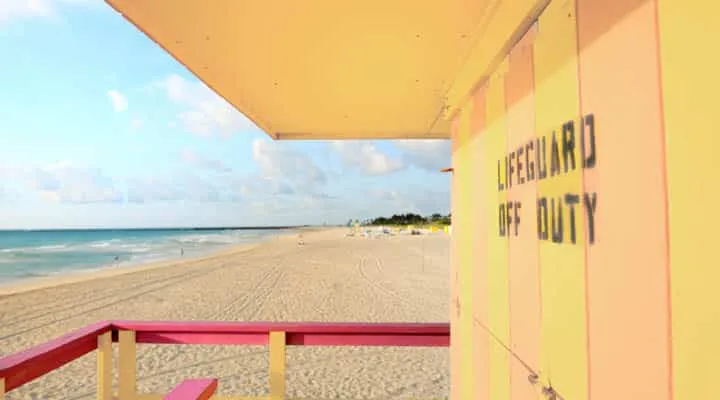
[0,1,717,399]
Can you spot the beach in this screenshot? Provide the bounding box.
[0,228,450,399]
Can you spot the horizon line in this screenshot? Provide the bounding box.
[0,225,320,232]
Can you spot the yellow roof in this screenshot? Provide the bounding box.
[105,0,497,140]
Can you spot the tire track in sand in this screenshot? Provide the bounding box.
[136,256,289,365]
[0,261,240,342]
[357,256,445,321]
[0,259,234,328]
[205,256,288,321]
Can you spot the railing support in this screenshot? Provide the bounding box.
[0,321,448,399]
[268,331,286,400]
[97,331,113,400]
[119,330,137,400]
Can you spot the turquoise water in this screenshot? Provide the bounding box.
[0,228,290,284]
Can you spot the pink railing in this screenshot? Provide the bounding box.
[0,321,449,399]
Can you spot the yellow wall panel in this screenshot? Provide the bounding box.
[449,117,462,400]
[533,1,587,399]
[445,0,549,117]
[470,84,491,400]
[457,103,476,400]
[450,102,477,400]
[484,67,511,400]
[658,1,720,398]
[577,0,673,399]
[505,29,543,400]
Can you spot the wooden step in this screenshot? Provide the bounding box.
[163,378,218,400]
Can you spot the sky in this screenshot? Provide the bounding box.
[0,0,451,229]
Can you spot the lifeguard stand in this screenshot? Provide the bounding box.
[1,1,719,399]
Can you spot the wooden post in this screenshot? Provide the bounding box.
[97,331,113,400]
[268,331,286,400]
[118,330,137,400]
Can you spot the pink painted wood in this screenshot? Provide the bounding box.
[112,321,449,334]
[0,320,449,393]
[0,321,113,392]
[112,321,450,347]
[163,378,218,400]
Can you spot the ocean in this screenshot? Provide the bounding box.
[0,228,293,284]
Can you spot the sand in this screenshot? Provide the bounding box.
[0,228,450,400]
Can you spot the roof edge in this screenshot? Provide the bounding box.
[105,0,275,138]
[274,131,450,140]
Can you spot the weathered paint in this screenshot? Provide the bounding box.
[0,322,449,399]
[269,331,286,400]
[485,65,511,400]
[444,0,550,118]
[450,0,719,398]
[97,331,113,400]
[2,0,719,398]
[449,117,462,400]
[0,321,113,392]
[450,102,475,400]
[658,0,720,398]
[534,2,588,398]
[118,330,137,400]
[577,0,672,399]
[105,0,509,140]
[457,103,476,400]
[505,26,541,400]
[163,379,218,400]
[469,84,490,400]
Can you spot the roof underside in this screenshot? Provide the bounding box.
[106,0,492,140]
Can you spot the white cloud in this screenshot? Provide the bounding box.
[130,118,143,132]
[17,161,124,204]
[124,173,236,204]
[0,0,97,23]
[0,145,328,208]
[369,189,400,201]
[179,149,232,173]
[252,139,326,192]
[123,177,182,204]
[392,140,451,171]
[59,0,98,4]
[230,140,333,199]
[0,161,173,205]
[368,187,449,216]
[157,74,258,137]
[330,141,404,175]
[248,193,342,223]
[0,0,53,22]
[107,90,128,113]
[238,176,295,197]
